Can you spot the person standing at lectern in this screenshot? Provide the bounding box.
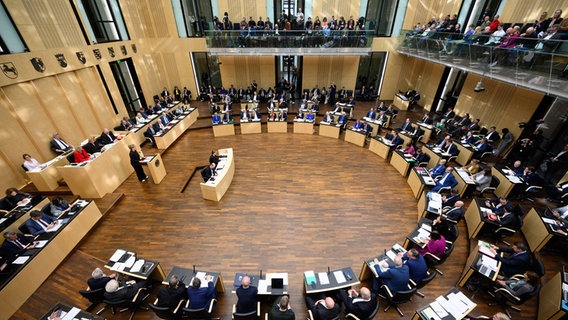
[129,144,148,182]
[209,150,220,167]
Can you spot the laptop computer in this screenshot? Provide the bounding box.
[270,278,284,294]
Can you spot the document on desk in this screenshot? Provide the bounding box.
[47,221,65,233]
[478,240,495,257]
[481,255,498,271]
[0,218,6,224]
[61,307,81,320]
[110,249,127,262]
[429,301,448,318]
[13,256,30,264]
[368,261,379,277]
[304,271,317,285]
[333,270,346,283]
[130,259,144,272]
[34,240,48,248]
[386,250,397,261]
[318,272,330,285]
[436,295,463,319]
[421,306,442,320]
[257,279,268,293]
[111,262,126,272]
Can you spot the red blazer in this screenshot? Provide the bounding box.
[73,149,90,163]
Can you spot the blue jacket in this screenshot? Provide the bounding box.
[25,213,56,236]
[375,264,410,293]
[187,281,216,309]
[402,254,428,283]
[431,173,458,192]
[495,248,530,277]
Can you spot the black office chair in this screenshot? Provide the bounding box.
[424,243,454,275]
[66,153,76,164]
[183,299,219,320]
[104,287,149,320]
[409,270,437,297]
[378,285,417,317]
[308,309,339,320]
[344,297,379,320]
[21,164,28,172]
[489,283,540,318]
[18,221,32,236]
[149,298,185,320]
[232,302,260,320]
[41,202,52,216]
[78,287,106,315]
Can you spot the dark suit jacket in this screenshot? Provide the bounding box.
[432,173,458,192]
[157,284,188,310]
[445,144,459,156]
[310,301,340,320]
[201,166,214,182]
[88,276,113,291]
[339,290,377,320]
[495,248,530,277]
[98,131,117,145]
[375,264,410,292]
[50,138,72,153]
[444,206,465,222]
[25,213,56,236]
[104,282,144,303]
[187,281,215,309]
[0,233,33,257]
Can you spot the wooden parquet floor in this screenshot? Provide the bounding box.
[11,101,566,320]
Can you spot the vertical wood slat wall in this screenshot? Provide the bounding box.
[500,0,568,24]
[402,0,464,30]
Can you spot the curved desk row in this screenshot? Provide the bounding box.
[200,148,235,201]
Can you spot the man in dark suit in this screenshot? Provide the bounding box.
[187,276,216,310]
[373,256,410,293]
[366,108,377,120]
[87,267,116,291]
[269,295,295,320]
[387,131,404,152]
[473,138,491,158]
[104,279,148,303]
[1,231,36,257]
[441,108,455,121]
[338,287,377,320]
[25,210,57,236]
[50,133,72,154]
[485,126,500,144]
[489,242,531,277]
[144,126,157,146]
[98,128,117,146]
[444,141,460,157]
[431,167,458,192]
[157,275,188,311]
[236,275,258,313]
[409,124,424,143]
[399,118,413,132]
[201,163,216,182]
[305,295,340,320]
[545,143,568,182]
[485,197,513,216]
[160,112,172,125]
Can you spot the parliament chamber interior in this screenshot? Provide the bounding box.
[1,0,568,319]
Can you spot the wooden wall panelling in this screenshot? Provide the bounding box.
[403,0,463,30]
[301,56,358,92]
[415,62,444,112]
[455,74,543,140]
[311,0,360,22]
[173,51,199,100]
[500,0,568,25]
[77,67,118,131]
[218,56,275,91]
[120,0,146,40]
[135,53,163,105]
[218,0,267,23]
[96,62,128,123]
[5,0,85,51]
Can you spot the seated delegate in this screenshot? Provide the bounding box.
[337,287,376,320]
[49,197,70,217]
[98,128,117,146]
[236,275,258,313]
[1,231,37,258]
[50,132,72,154]
[305,295,340,320]
[3,188,31,210]
[201,163,216,182]
[87,267,116,291]
[22,154,41,171]
[72,145,91,163]
[104,279,148,303]
[372,255,410,293]
[269,295,295,320]
[25,210,58,236]
[488,242,530,278]
[157,275,188,311]
[401,249,428,283]
[187,276,216,310]
[431,167,458,192]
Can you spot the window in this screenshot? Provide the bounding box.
[0,1,27,54]
[74,0,129,43]
[365,0,402,36]
[172,0,213,37]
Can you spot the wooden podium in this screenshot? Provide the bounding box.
[142,154,167,184]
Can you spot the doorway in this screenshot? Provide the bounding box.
[109,58,145,116]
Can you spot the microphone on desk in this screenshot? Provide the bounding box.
[327,266,330,274]
[260,269,262,279]
[193,265,196,274]
[384,248,387,258]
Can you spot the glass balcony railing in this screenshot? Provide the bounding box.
[397,30,568,98]
[204,30,374,49]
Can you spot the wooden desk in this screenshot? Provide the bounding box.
[41,303,104,320]
[358,243,406,282]
[403,218,431,249]
[200,148,235,201]
[57,140,133,198]
[412,287,477,320]
[369,137,390,160]
[155,109,199,149]
[105,249,166,282]
[230,273,287,295]
[345,129,366,147]
[493,166,522,198]
[454,167,477,198]
[362,115,391,135]
[213,123,236,137]
[267,120,288,133]
[294,121,314,134]
[457,242,501,287]
[464,198,488,239]
[416,122,433,144]
[141,154,167,184]
[319,122,340,139]
[304,267,359,294]
[537,272,567,320]
[422,145,442,169]
[391,150,413,177]
[0,201,102,319]
[26,154,70,191]
[0,197,49,235]
[163,266,225,293]
[407,167,436,199]
[522,207,563,253]
[455,141,475,166]
[399,131,413,147]
[393,94,409,110]
[240,120,262,134]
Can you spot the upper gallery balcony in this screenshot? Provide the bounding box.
[397,30,568,99]
[204,30,373,56]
